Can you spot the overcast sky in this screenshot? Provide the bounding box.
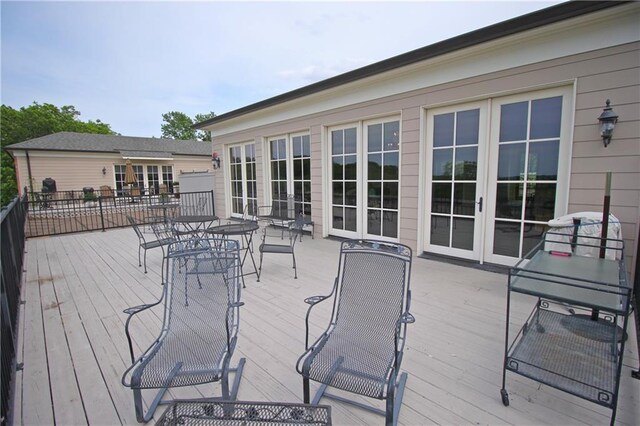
[2,0,561,138]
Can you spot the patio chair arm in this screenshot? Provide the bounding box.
[229,301,245,308]
[304,278,338,349]
[123,297,163,363]
[399,311,416,325]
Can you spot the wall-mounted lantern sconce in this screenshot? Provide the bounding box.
[102,166,107,175]
[598,99,618,147]
[212,152,221,169]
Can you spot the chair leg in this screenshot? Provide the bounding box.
[257,252,263,282]
[292,253,297,279]
[143,249,148,273]
[138,246,142,267]
[303,377,310,403]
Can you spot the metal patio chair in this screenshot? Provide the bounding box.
[296,240,415,426]
[122,238,246,423]
[257,195,295,229]
[256,217,303,282]
[127,215,173,273]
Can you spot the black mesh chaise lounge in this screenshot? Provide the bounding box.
[296,240,414,426]
[122,238,246,422]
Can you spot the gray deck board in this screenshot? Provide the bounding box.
[12,228,640,425]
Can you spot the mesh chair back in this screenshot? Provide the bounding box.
[129,239,242,389]
[127,215,144,240]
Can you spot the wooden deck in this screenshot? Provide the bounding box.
[12,228,640,425]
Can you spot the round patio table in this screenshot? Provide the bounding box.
[172,215,219,239]
[147,202,179,222]
[206,221,260,287]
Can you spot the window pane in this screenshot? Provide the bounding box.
[294,182,302,199]
[433,148,453,180]
[303,159,310,179]
[344,207,357,231]
[278,139,287,159]
[270,140,278,160]
[433,113,454,147]
[344,128,357,154]
[384,152,399,180]
[454,146,477,180]
[368,124,382,152]
[303,182,311,203]
[344,182,357,206]
[530,96,562,139]
[384,121,399,151]
[368,154,382,180]
[332,130,343,155]
[500,101,528,142]
[497,143,526,181]
[302,135,310,157]
[493,221,521,257]
[456,109,479,146]
[382,211,398,238]
[430,215,450,246]
[333,182,343,205]
[367,210,381,235]
[528,140,559,180]
[523,224,547,255]
[344,155,357,180]
[452,217,474,250]
[332,157,343,180]
[453,183,476,216]
[293,159,302,180]
[432,183,451,214]
[333,207,344,230]
[496,183,523,220]
[383,182,398,209]
[524,183,556,222]
[368,182,381,208]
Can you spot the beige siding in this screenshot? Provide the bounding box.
[210,41,639,278]
[12,152,210,194]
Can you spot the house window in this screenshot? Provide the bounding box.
[267,133,311,216]
[147,165,159,194]
[228,143,257,217]
[162,166,174,192]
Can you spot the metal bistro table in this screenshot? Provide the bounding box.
[156,400,332,425]
[172,215,219,239]
[500,232,631,426]
[206,221,260,288]
[147,202,179,223]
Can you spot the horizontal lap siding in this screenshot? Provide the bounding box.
[210,42,639,278]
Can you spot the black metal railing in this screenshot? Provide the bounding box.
[1,192,28,426]
[25,189,215,238]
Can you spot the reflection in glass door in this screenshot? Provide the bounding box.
[426,107,484,259]
[490,95,563,260]
[229,143,257,217]
[365,120,400,239]
[330,126,358,236]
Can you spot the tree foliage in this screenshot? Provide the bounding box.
[161,111,215,142]
[0,102,115,207]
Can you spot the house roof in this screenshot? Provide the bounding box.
[193,0,626,129]
[5,132,211,157]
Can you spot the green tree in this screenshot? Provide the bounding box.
[160,111,196,140]
[0,102,114,206]
[160,111,216,141]
[194,111,216,141]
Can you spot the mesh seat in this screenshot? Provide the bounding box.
[296,240,414,426]
[122,238,245,422]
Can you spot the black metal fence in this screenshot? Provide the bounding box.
[25,189,215,238]
[1,193,28,426]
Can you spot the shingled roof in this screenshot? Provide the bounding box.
[5,132,211,157]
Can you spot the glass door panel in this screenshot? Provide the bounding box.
[426,106,483,259]
[485,87,571,265]
[365,120,399,239]
[330,127,358,237]
[229,143,257,217]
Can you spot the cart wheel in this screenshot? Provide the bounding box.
[500,389,510,406]
[536,324,545,333]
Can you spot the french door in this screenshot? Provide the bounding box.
[424,102,487,260]
[228,143,257,218]
[329,118,401,240]
[424,86,572,265]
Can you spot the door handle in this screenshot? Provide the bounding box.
[477,197,483,212]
